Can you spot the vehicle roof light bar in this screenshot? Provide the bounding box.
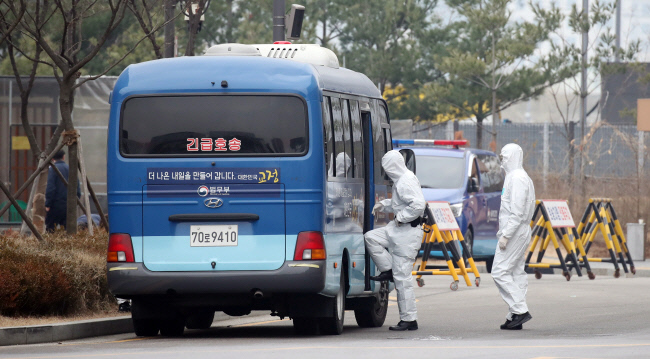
[392,139,468,149]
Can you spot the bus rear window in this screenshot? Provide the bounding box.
[120,95,307,156]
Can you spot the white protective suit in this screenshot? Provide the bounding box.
[365,150,426,322]
[492,143,536,320]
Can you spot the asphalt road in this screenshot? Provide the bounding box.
[3,273,650,359]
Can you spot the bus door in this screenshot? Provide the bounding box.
[361,107,374,290]
[361,100,393,290]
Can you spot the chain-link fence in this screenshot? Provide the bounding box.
[406,119,650,237]
[409,120,649,180]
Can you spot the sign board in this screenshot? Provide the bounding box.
[637,99,650,131]
[11,136,30,150]
[427,201,460,231]
[542,200,575,228]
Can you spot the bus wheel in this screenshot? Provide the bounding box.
[354,281,388,328]
[185,310,215,330]
[159,315,185,337]
[133,318,159,337]
[319,272,345,335]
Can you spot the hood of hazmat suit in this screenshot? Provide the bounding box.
[492,143,536,319]
[382,150,408,183]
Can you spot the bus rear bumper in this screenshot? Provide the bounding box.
[107,261,326,298]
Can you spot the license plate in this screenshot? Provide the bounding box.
[190,225,238,247]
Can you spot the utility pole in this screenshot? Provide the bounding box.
[491,31,498,152]
[164,0,176,58]
[273,0,286,42]
[579,0,588,187]
[615,0,621,62]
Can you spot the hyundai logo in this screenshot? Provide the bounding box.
[204,198,223,208]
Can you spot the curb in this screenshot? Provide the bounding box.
[0,316,133,347]
[0,312,263,347]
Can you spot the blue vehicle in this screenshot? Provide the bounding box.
[393,139,504,272]
[106,43,410,336]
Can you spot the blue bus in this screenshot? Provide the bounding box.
[106,43,411,336]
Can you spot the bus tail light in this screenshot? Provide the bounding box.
[108,233,135,263]
[294,231,326,260]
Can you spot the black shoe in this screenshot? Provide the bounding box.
[369,270,393,282]
[389,320,418,331]
[500,319,522,330]
[507,312,532,328]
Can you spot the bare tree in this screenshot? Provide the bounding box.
[183,0,209,56]
[0,0,26,45]
[7,31,49,233]
[546,0,639,198]
[128,0,165,59]
[19,0,130,233]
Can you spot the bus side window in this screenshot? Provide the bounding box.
[377,102,392,181]
[323,96,334,176]
[371,104,385,183]
[330,97,346,177]
[349,100,364,178]
[341,99,354,178]
[378,103,392,153]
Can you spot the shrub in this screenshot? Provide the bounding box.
[0,230,114,317]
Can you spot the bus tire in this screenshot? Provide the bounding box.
[354,281,388,328]
[133,318,159,337]
[159,316,185,337]
[185,310,215,330]
[319,272,345,335]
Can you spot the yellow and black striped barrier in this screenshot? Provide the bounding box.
[413,202,481,291]
[525,200,595,281]
[575,198,635,277]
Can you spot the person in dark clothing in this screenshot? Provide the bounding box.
[45,150,79,232]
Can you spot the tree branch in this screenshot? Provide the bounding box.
[0,0,26,45]
[70,0,128,74]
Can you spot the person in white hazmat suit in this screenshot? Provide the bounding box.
[493,143,536,330]
[365,150,426,331]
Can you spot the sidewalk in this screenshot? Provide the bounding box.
[0,311,266,347]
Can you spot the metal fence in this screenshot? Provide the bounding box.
[408,121,649,179]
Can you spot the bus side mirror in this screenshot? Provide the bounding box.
[399,148,416,175]
[286,4,305,40]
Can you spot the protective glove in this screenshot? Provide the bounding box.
[498,236,509,251]
[394,218,402,227]
[372,203,384,216]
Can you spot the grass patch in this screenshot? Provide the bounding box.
[0,229,116,317]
